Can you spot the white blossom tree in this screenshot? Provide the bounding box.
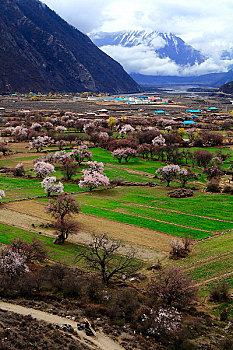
[156,165,180,187]
[56,126,67,133]
[152,134,166,147]
[141,307,181,337]
[0,247,29,278]
[29,136,53,152]
[0,190,6,202]
[33,161,55,178]
[41,177,64,196]
[31,122,42,131]
[13,126,29,140]
[54,150,71,164]
[119,124,135,137]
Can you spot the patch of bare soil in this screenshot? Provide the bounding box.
[6,142,30,153]
[0,152,39,168]
[2,201,170,261]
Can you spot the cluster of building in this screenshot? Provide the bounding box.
[104,95,174,105]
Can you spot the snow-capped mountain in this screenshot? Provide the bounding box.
[90,30,206,67]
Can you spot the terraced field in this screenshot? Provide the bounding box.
[171,231,233,295]
[1,147,233,240]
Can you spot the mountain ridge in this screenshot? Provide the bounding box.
[90,30,206,68]
[0,0,140,94]
[91,30,233,87]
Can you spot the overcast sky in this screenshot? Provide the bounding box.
[44,0,233,76]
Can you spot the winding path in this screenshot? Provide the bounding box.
[0,301,125,350]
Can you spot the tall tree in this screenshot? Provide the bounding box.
[76,234,140,284]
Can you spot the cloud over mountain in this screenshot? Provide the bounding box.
[43,0,233,76]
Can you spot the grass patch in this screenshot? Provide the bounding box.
[0,222,84,266]
[81,204,210,238]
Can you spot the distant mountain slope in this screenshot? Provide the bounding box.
[90,30,206,67]
[219,73,233,93]
[91,30,233,87]
[130,72,229,87]
[0,0,140,94]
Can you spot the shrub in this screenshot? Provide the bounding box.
[148,267,198,308]
[10,238,48,263]
[209,280,231,302]
[13,163,25,177]
[220,307,231,322]
[222,185,233,194]
[219,338,233,350]
[109,288,140,322]
[169,237,191,259]
[61,274,83,298]
[85,275,104,302]
[168,188,194,198]
[134,305,181,339]
[206,180,221,193]
[48,263,69,291]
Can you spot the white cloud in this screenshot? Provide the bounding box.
[43,0,107,33]
[101,45,233,76]
[43,0,233,76]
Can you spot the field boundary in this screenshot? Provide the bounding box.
[85,204,212,233]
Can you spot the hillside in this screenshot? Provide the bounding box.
[220,80,233,94]
[0,0,140,94]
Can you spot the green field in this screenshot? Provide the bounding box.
[171,230,233,295]
[0,222,84,266]
[1,147,233,239]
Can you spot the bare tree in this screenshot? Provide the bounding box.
[46,194,80,244]
[76,234,140,284]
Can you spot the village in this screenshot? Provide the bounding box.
[0,90,232,349]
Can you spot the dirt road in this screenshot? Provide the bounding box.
[0,301,125,350]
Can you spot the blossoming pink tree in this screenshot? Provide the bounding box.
[31,122,42,131]
[112,148,137,163]
[79,161,110,191]
[0,247,29,278]
[179,168,198,187]
[156,165,180,187]
[43,121,53,130]
[71,144,92,165]
[53,150,71,164]
[13,126,29,141]
[56,139,67,150]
